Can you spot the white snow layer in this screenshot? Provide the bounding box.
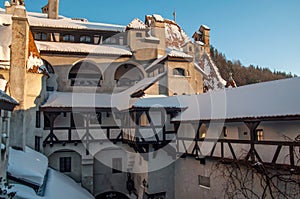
[11,169,94,199]
[126,18,147,29]
[27,52,44,71]
[8,147,48,187]
[35,41,132,56]
[0,23,12,62]
[173,77,300,121]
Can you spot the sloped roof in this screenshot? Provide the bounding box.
[146,15,191,50]
[0,8,125,32]
[35,41,132,56]
[126,18,147,30]
[41,73,166,111]
[196,53,226,90]
[0,90,19,110]
[167,48,193,59]
[172,77,300,121]
[8,147,48,187]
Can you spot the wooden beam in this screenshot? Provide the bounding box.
[271,145,282,164]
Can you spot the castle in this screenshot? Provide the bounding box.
[0,1,299,199]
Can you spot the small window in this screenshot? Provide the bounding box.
[60,157,71,172]
[136,32,142,38]
[223,126,228,138]
[198,175,210,189]
[158,66,164,74]
[35,32,47,41]
[63,34,75,42]
[256,129,264,141]
[112,158,122,173]
[189,46,193,52]
[80,35,91,43]
[173,68,185,76]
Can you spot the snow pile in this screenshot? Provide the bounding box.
[126,18,147,30]
[8,147,48,187]
[11,170,95,199]
[167,48,192,59]
[165,21,191,50]
[0,22,12,68]
[27,52,44,71]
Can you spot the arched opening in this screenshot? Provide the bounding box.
[173,68,185,76]
[95,191,130,199]
[48,149,82,183]
[114,64,144,87]
[68,61,103,87]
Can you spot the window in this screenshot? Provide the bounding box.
[63,34,75,42]
[223,126,228,138]
[136,32,142,38]
[80,35,91,43]
[256,129,264,141]
[198,175,210,189]
[112,158,122,173]
[35,32,47,41]
[60,157,71,172]
[173,68,185,76]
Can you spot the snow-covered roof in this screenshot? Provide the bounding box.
[152,14,164,22]
[167,48,193,59]
[0,8,125,32]
[0,22,12,63]
[165,21,191,50]
[8,147,48,187]
[0,89,19,107]
[133,96,187,109]
[41,92,114,109]
[126,18,147,30]
[195,41,205,46]
[42,73,166,111]
[35,41,132,56]
[11,169,95,199]
[173,77,300,121]
[201,24,210,30]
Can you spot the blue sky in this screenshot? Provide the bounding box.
[2,0,300,75]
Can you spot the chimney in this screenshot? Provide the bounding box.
[48,0,59,19]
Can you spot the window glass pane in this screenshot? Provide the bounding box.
[60,157,71,172]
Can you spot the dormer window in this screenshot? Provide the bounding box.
[173,68,185,76]
[63,34,75,42]
[80,35,91,43]
[35,32,48,41]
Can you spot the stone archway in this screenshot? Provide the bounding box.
[114,64,144,87]
[96,191,130,199]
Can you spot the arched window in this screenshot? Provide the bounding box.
[63,34,75,42]
[68,61,102,87]
[173,68,185,76]
[114,64,144,87]
[35,32,48,41]
[80,35,91,43]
